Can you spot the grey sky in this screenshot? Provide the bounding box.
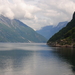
[0,0,75,30]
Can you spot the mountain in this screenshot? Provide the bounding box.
[36,21,68,39]
[0,15,47,43]
[47,12,75,47]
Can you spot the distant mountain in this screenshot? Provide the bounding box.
[36,21,68,39]
[0,15,47,43]
[47,12,75,47]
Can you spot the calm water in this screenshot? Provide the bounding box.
[0,43,75,75]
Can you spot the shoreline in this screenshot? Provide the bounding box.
[47,42,75,48]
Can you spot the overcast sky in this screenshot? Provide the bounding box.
[0,0,75,30]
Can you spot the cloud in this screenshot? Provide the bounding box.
[0,0,40,20]
[0,0,75,30]
[38,0,75,22]
[22,0,75,30]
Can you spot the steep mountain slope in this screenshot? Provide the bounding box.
[36,21,68,39]
[0,15,47,43]
[47,12,75,47]
[64,27,75,39]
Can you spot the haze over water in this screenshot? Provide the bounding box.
[0,43,75,75]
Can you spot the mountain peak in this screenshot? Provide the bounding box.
[0,15,47,43]
[73,11,75,19]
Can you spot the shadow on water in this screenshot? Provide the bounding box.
[50,47,75,73]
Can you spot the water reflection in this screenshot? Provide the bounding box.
[0,43,75,75]
[0,49,34,75]
[51,47,75,73]
[0,43,49,51]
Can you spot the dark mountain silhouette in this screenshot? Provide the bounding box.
[47,12,75,47]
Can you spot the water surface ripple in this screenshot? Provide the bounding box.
[0,43,75,75]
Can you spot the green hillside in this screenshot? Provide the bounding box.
[47,12,75,47]
[0,15,47,43]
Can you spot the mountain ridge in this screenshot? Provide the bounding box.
[0,15,47,43]
[47,12,75,47]
[37,21,68,39]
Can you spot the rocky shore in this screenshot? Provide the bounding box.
[47,42,75,48]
